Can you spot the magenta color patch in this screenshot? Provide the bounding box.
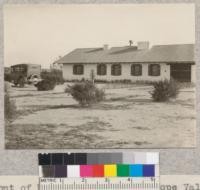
[80,165,93,177]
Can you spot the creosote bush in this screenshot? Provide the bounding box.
[67,81,105,106]
[41,70,64,84]
[150,79,179,102]
[35,79,56,91]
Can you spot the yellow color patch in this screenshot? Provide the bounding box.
[104,164,117,177]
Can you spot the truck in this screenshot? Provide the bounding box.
[10,64,41,87]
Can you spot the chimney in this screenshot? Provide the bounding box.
[103,44,109,51]
[137,41,149,50]
[129,40,133,46]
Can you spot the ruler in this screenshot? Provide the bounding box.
[39,177,159,190]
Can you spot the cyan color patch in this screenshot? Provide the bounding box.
[129,164,143,177]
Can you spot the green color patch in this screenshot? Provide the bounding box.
[117,164,130,177]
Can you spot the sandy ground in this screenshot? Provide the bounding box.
[5,82,196,149]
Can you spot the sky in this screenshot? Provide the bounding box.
[4,4,195,68]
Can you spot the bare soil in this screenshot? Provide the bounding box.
[5,82,196,149]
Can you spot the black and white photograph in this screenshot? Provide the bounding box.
[4,4,196,149]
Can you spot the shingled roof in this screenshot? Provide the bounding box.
[56,44,195,64]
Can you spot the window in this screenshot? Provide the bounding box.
[14,67,24,72]
[15,67,20,72]
[73,64,84,75]
[97,64,107,75]
[148,64,160,76]
[111,64,121,76]
[20,67,25,72]
[131,64,142,76]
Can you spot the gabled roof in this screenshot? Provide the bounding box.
[56,44,195,64]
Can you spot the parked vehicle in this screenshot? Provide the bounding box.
[27,74,42,85]
[10,64,41,87]
[4,67,11,82]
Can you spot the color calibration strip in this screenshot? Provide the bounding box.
[39,163,158,178]
[38,152,159,178]
[39,152,159,165]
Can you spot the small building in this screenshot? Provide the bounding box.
[56,42,195,83]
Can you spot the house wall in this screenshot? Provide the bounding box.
[62,63,170,82]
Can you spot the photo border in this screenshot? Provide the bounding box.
[0,0,199,175]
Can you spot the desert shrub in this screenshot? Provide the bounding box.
[67,81,105,106]
[4,83,16,121]
[42,74,57,84]
[150,79,179,102]
[94,79,108,83]
[110,79,132,84]
[41,70,64,84]
[134,80,153,85]
[35,79,56,91]
[52,70,64,84]
[94,88,105,102]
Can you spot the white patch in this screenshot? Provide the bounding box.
[146,152,159,164]
[67,165,80,177]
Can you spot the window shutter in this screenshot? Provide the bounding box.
[77,66,80,74]
[157,65,160,76]
[97,65,100,75]
[97,64,106,75]
[111,65,114,75]
[73,65,76,74]
[131,64,142,76]
[148,65,151,76]
[131,65,133,75]
[111,64,121,76]
[148,64,160,76]
[73,65,84,75]
[140,65,142,75]
[81,65,84,74]
[119,65,121,75]
[117,65,119,75]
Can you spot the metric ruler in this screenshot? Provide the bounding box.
[39,177,159,190]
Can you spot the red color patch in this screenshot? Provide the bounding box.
[93,165,104,177]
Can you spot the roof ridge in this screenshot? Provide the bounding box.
[153,43,194,47]
[56,43,194,64]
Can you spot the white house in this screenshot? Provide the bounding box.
[56,42,195,83]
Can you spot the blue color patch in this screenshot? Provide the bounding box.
[143,165,155,177]
[129,164,143,177]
